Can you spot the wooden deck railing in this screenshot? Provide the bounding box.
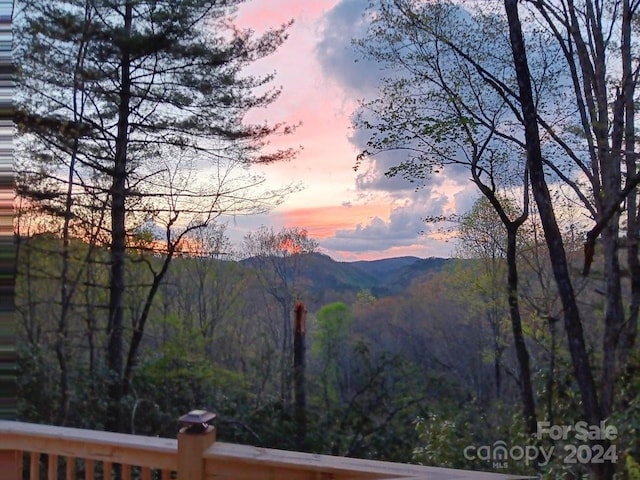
[0,414,527,480]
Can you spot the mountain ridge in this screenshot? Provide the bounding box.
[241,252,452,299]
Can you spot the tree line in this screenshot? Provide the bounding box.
[16,205,640,477]
[15,0,297,432]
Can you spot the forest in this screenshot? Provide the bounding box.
[12,1,640,479]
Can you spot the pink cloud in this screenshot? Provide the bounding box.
[235,1,339,30]
[238,2,359,183]
[223,1,468,261]
[281,204,389,239]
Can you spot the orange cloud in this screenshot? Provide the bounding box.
[281,204,389,239]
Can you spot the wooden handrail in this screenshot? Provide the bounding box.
[200,442,526,479]
[1,420,177,480]
[1,421,177,470]
[0,420,527,480]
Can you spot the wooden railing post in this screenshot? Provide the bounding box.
[177,410,216,480]
[0,449,21,480]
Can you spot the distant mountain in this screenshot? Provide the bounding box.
[349,256,451,295]
[294,252,381,292]
[240,252,452,300]
[384,257,452,294]
[349,256,422,280]
[239,252,379,291]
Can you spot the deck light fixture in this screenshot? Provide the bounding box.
[178,409,216,434]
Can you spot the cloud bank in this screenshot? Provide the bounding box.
[309,0,481,259]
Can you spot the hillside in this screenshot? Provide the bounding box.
[349,256,452,294]
[240,252,452,299]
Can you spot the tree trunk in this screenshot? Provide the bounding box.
[280,299,293,408]
[493,327,501,400]
[503,2,606,478]
[122,245,176,396]
[55,0,93,427]
[293,302,307,449]
[622,0,639,368]
[600,64,623,421]
[473,172,535,439]
[547,317,558,425]
[506,224,537,437]
[106,0,132,433]
[600,227,622,419]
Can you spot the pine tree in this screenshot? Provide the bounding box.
[15,0,296,431]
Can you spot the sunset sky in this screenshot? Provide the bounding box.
[226,0,479,261]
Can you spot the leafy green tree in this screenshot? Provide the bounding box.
[133,314,248,438]
[168,223,244,361]
[502,1,640,477]
[354,3,640,476]
[313,302,354,409]
[413,413,474,469]
[354,0,538,437]
[455,197,517,399]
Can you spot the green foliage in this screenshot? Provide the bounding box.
[312,302,354,408]
[313,302,353,356]
[611,352,640,476]
[413,413,470,468]
[626,455,640,480]
[355,289,376,305]
[309,345,426,461]
[134,319,247,437]
[15,221,640,477]
[17,345,58,424]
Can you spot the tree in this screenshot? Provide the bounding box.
[182,223,242,356]
[293,302,307,449]
[503,2,605,477]
[313,302,354,409]
[508,0,640,429]
[354,2,640,475]
[242,226,318,407]
[15,0,296,431]
[354,0,538,438]
[455,197,514,399]
[309,301,428,461]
